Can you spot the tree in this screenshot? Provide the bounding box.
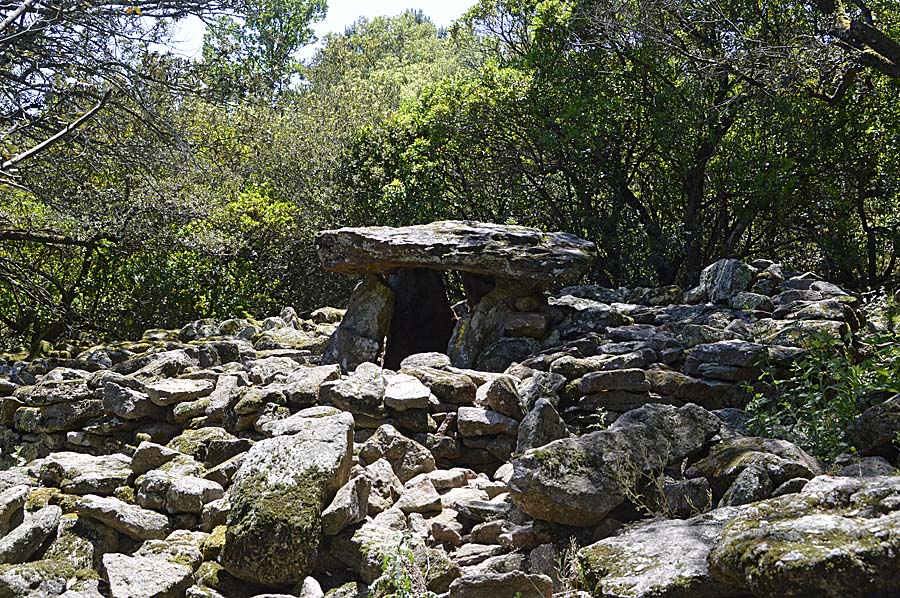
[0,0,237,187]
[201,0,327,98]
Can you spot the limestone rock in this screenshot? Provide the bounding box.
[76,494,170,540]
[103,383,163,420]
[30,452,131,496]
[509,403,720,525]
[221,411,353,586]
[316,221,596,288]
[708,475,900,597]
[0,560,101,597]
[0,485,27,536]
[322,275,394,372]
[0,505,61,564]
[321,475,370,536]
[457,407,518,437]
[145,378,214,407]
[477,375,523,420]
[383,373,432,411]
[447,571,553,598]
[319,362,386,418]
[578,508,740,598]
[686,436,823,500]
[359,425,435,483]
[515,398,567,454]
[699,259,758,304]
[103,553,193,598]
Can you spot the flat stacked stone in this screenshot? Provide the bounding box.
[316,220,597,288]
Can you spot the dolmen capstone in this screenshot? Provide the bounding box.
[315,221,597,372]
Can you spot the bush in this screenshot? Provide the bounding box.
[747,296,900,461]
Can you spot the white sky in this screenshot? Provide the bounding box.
[165,0,478,59]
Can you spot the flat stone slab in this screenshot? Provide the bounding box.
[316,221,596,287]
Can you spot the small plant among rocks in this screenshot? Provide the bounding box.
[369,534,437,598]
[747,292,900,461]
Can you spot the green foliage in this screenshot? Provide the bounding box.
[202,0,327,98]
[747,313,900,461]
[369,534,437,598]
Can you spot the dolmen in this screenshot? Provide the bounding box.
[315,221,597,372]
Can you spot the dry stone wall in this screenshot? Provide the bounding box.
[0,256,896,598]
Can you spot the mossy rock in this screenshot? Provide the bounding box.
[201,525,227,561]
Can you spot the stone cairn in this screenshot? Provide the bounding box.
[0,220,896,598]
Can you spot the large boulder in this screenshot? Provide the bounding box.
[578,508,740,598]
[322,276,394,373]
[847,393,900,458]
[685,436,823,501]
[316,221,596,288]
[508,403,720,525]
[699,259,757,304]
[221,411,354,586]
[708,475,900,597]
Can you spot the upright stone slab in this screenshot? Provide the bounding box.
[221,411,354,586]
[322,275,394,372]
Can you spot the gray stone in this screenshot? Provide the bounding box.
[457,407,518,437]
[31,452,131,496]
[685,339,767,371]
[322,275,394,373]
[0,560,102,597]
[14,399,103,433]
[708,475,900,597]
[0,505,61,564]
[359,424,436,483]
[145,378,214,406]
[652,477,713,518]
[477,375,523,420]
[847,393,900,458]
[686,436,823,500]
[296,576,325,598]
[282,365,341,406]
[103,383,163,420]
[515,398,567,454]
[578,368,648,394]
[395,477,442,514]
[76,494,170,540]
[400,352,452,370]
[719,464,772,507]
[447,571,553,598]
[383,373,432,411]
[131,442,181,475]
[699,259,758,304]
[402,366,477,405]
[363,458,403,515]
[320,362,386,418]
[136,471,225,514]
[0,485,27,536]
[509,403,721,525]
[247,356,304,385]
[322,475,370,535]
[15,378,93,407]
[316,221,596,288]
[578,508,739,598]
[103,552,193,598]
[448,285,514,370]
[836,456,897,477]
[221,411,354,586]
[729,291,774,312]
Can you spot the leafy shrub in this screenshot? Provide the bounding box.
[747,297,900,461]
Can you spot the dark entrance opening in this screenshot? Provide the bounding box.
[382,268,455,370]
